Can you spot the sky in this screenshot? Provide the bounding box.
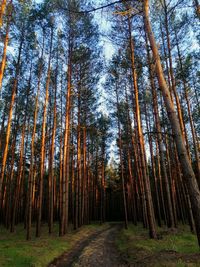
[27,0,200,163]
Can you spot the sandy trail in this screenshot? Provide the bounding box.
[49,224,129,267]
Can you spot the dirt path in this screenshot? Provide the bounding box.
[73,225,128,267]
[49,224,129,267]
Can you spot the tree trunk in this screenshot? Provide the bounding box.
[11,64,32,233]
[0,0,7,27]
[61,44,72,235]
[0,35,23,206]
[174,30,200,183]
[36,28,53,237]
[128,15,157,238]
[115,79,128,229]
[48,75,57,234]
[0,5,12,93]
[143,0,200,246]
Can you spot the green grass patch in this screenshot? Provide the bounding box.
[116,224,200,266]
[0,223,107,267]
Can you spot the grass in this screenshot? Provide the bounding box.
[0,223,107,267]
[116,224,200,267]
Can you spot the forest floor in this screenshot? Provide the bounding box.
[50,223,200,267]
[1,223,200,267]
[116,224,200,267]
[0,223,109,267]
[49,223,127,267]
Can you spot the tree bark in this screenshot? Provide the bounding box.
[0,0,7,27]
[0,35,23,206]
[0,5,12,93]
[143,0,200,246]
[36,28,53,237]
[128,15,157,238]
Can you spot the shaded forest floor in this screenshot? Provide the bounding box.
[0,223,108,267]
[49,223,127,267]
[1,223,200,267]
[51,223,200,267]
[117,224,200,267]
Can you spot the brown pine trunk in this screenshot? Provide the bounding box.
[100,146,106,225]
[5,133,17,228]
[59,82,63,235]
[0,35,23,206]
[77,115,82,227]
[144,0,200,246]
[175,30,200,183]
[115,80,128,229]
[11,121,25,232]
[193,0,200,18]
[163,0,187,145]
[26,54,44,240]
[128,15,157,238]
[145,36,175,228]
[0,5,12,93]
[48,76,57,234]
[124,84,137,225]
[83,127,87,224]
[0,0,7,27]
[144,102,162,227]
[11,64,32,233]
[36,28,53,237]
[61,45,72,236]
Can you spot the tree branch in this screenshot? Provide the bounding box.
[59,0,133,14]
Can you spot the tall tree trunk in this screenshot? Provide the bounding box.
[26,52,44,240]
[115,79,128,229]
[145,34,175,227]
[61,44,72,236]
[0,0,7,27]
[174,30,200,183]
[193,0,200,18]
[128,15,157,238]
[11,63,32,233]
[0,4,12,93]
[0,35,23,206]
[83,126,87,224]
[143,0,200,246]
[36,27,53,237]
[59,77,63,235]
[48,75,57,234]
[144,102,162,227]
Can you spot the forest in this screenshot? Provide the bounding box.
[0,0,200,266]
